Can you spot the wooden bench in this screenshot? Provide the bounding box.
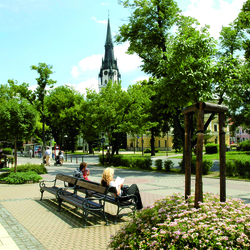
[39,173,78,201]
[57,178,138,227]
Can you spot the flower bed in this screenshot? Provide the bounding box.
[109,193,250,249]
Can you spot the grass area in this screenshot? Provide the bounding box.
[171,151,250,161]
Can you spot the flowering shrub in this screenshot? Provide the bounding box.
[109,193,250,249]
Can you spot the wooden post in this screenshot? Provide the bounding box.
[219,112,226,202]
[185,113,192,200]
[195,102,204,208]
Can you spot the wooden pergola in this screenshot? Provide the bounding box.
[182,102,228,208]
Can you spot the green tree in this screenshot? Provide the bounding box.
[84,81,153,155]
[116,0,218,157]
[45,85,84,152]
[0,99,37,171]
[9,63,57,156]
[237,0,250,60]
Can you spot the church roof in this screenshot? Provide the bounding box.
[99,18,120,75]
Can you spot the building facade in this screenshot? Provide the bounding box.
[127,114,231,151]
[230,126,250,144]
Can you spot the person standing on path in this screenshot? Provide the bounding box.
[29,148,33,159]
[59,150,64,165]
[38,147,42,158]
[45,147,51,166]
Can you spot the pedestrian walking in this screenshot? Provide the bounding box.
[45,147,51,166]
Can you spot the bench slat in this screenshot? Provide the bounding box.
[76,180,107,194]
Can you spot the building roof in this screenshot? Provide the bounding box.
[99,18,120,77]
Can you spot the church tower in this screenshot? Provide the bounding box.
[98,18,121,93]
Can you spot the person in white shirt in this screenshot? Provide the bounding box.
[45,146,51,166]
[101,167,143,210]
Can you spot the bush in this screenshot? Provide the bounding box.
[9,163,47,174]
[143,148,159,154]
[130,157,152,170]
[179,158,212,175]
[234,159,250,178]
[3,148,12,155]
[226,160,237,177]
[3,171,42,184]
[205,143,219,154]
[111,155,124,167]
[155,159,163,171]
[109,193,250,249]
[164,160,174,172]
[179,158,196,174]
[240,140,250,151]
[202,159,213,175]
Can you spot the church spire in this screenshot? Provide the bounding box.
[98,17,121,93]
[103,18,115,69]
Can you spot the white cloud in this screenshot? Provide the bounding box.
[70,65,79,78]
[28,84,37,92]
[91,16,107,25]
[75,78,98,95]
[132,76,149,84]
[78,54,103,72]
[114,42,142,73]
[184,0,245,39]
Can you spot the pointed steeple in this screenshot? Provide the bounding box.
[98,17,121,93]
[103,18,115,69]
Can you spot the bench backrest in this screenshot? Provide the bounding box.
[56,174,78,185]
[76,179,110,195]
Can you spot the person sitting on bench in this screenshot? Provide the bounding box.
[101,167,143,210]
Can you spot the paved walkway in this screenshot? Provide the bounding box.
[1,156,250,249]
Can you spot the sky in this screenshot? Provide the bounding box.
[0,0,246,95]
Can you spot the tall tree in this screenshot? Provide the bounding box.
[116,0,218,157]
[0,99,37,171]
[84,81,154,155]
[9,63,57,157]
[45,85,84,152]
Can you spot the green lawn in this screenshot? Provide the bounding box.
[171,151,250,161]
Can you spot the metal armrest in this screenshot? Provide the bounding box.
[39,179,56,188]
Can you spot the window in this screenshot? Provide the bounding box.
[242,130,245,134]
[214,125,217,132]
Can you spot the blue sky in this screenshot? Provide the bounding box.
[0,0,245,94]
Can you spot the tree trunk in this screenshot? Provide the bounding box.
[151,130,155,156]
[89,142,94,154]
[14,136,17,173]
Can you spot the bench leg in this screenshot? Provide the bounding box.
[82,209,89,228]
[57,198,63,212]
[102,207,109,226]
[40,190,44,201]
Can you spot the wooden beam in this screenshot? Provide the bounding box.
[185,113,192,200]
[203,103,228,113]
[219,112,226,202]
[182,104,198,114]
[195,103,204,208]
[182,102,228,114]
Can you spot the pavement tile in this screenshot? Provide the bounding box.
[1,156,250,249]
